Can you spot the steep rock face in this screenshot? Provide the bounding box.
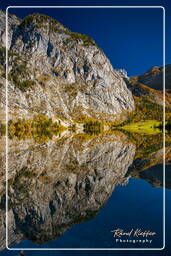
[0,10,20,49]
[131,65,171,90]
[0,12,134,123]
[0,132,135,249]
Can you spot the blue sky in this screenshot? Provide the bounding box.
[1,0,170,77]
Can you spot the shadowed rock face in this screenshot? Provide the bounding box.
[0,11,134,123]
[132,65,171,90]
[0,133,135,249]
[0,10,20,49]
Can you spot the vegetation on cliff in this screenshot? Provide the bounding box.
[18,13,96,47]
[8,114,65,142]
[83,121,104,135]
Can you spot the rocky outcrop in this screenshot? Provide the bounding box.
[133,65,171,90]
[0,10,20,49]
[125,70,171,108]
[0,132,135,249]
[0,11,134,124]
[122,64,171,109]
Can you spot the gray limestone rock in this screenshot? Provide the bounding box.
[0,11,134,123]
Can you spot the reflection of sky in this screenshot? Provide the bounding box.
[2,0,170,78]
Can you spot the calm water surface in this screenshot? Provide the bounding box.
[11,176,164,249]
[0,132,169,254]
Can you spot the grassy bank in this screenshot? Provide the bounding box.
[121,120,162,135]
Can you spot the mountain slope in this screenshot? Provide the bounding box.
[120,66,171,123]
[0,11,134,124]
[133,65,171,90]
[127,74,171,108]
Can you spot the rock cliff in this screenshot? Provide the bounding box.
[0,11,134,124]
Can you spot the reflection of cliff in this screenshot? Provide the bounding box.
[128,146,171,189]
[124,130,171,188]
[0,132,135,249]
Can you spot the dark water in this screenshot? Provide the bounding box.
[11,176,163,249]
[0,132,169,254]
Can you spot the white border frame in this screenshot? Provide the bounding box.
[5,5,165,251]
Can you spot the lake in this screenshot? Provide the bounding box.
[0,130,169,253]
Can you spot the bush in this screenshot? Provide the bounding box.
[0,123,5,135]
[83,121,104,135]
[8,115,63,140]
[9,58,34,91]
[69,32,96,47]
[0,47,5,65]
[14,80,34,91]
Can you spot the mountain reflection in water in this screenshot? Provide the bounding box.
[0,131,169,249]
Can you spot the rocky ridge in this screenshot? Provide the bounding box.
[0,11,135,124]
[134,65,171,90]
[126,65,171,108]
